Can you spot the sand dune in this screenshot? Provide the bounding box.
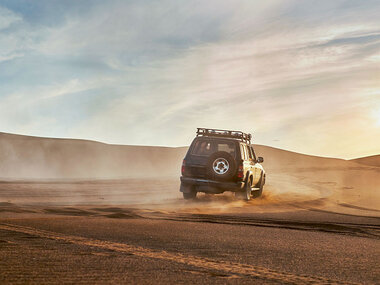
[0,132,366,180]
[0,132,378,211]
[253,144,364,171]
[0,131,378,212]
[0,132,186,179]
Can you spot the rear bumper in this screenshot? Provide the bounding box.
[180,176,244,194]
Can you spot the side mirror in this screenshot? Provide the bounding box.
[257,157,264,163]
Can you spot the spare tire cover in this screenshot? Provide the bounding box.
[206,151,237,181]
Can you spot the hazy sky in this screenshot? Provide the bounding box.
[0,0,379,159]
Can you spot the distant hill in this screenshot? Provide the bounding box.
[0,132,364,179]
[351,155,380,167]
[0,132,186,179]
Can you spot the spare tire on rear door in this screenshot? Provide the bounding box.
[207,151,237,181]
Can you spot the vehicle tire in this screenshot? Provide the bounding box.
[183,191,197,200]
[206,151,236,181]
[252,174,265,199]
[235,178,252,201]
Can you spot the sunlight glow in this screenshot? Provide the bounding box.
[374,108,380,127]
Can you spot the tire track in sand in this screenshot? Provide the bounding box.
[0,223,356,285]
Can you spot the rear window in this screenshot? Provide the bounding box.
[192,141,212,156]
[192,140,236,157]
[217,143,235,154]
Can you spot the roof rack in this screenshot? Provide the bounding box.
[196,128,252,144]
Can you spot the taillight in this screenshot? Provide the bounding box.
[181,159,186,175]
[237,163,244,179]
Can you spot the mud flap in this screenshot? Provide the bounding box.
[180,182,192,193]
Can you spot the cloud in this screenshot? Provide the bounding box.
[0,6,24,62]
[0,6,21,30]
[0,0,379,158]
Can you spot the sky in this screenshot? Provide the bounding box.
[0,0,379,159]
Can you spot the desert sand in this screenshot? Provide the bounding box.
[0,132,379,284]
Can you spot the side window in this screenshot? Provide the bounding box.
[250,146,257,161]
[239,144,246,159]
[245,144,252,159]
[247,147,252,159]
[240,144,250,160]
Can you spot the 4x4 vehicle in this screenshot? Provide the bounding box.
[180,128,266,200]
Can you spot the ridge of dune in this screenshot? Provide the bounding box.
[350,154,380,167]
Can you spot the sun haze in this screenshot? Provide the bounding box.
[0,1,379,158]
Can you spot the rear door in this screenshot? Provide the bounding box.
[186,139,237,178]
[187,139,212,178]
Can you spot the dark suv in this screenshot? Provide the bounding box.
[180,128,266,200]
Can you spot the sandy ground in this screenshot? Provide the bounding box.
[1,164,379,284]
